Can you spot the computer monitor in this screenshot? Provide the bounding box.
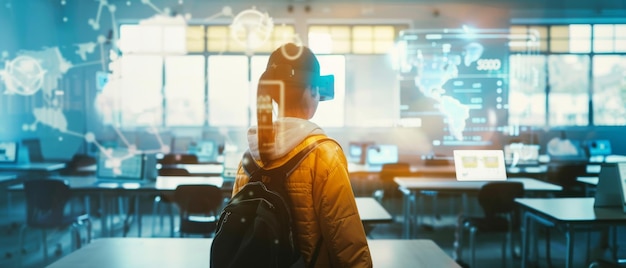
[586,139,612,157]
[0,141,18,163]
[194,140,218,163]
[222,151,242,181]
[21,138,44,162]
[453,150,507,181]
[96,148,144,182]
[171,136,195,154]
[347,141,374,164]
[504,143,540,166]
[594,162,624,208]
[366,144,398,166]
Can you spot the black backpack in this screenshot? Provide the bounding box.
[210,138,333,268]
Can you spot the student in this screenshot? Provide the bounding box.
[231,43,372,267]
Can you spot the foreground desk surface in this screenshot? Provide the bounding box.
[48,238,460,268]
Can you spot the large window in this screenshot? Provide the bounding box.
[114,22,383,129]
[116,55,163,126]
[509,23,626,127]
[207,55,346,128]
[593,55,626,125]
[508,55,546,126]
[548,55,589,126]
[308,24,407,54]
[207,56,250,127]
[164,56,205,126]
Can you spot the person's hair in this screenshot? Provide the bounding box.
[256,43,321,162]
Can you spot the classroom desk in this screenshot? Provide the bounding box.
[0,174,17,183]
[9,175,227,238]
[395,177,563,238]
[10,177,388,239]
[355,197,393,224]
[577,176,599,196]
[348,163,453,176]
[172,163,224,176]
[516,198,626,268]
[577,176,599,186]
[79,163,225,176]
[349,163,548,176]
[47,238,461,268]
[0,162,66,172]
[0,174,17,218]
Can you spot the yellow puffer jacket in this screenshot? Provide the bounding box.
[232,134,372,268]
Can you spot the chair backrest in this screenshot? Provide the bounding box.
[478,181,524,217]
[159,154,198,164]
[174,184,223,215]
[379,162,411,182]
[23,179,72,226]
[158,168,191,176]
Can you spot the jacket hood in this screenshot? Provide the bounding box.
[247,117,325,162]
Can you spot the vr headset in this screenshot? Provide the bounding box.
[264,64,334,101]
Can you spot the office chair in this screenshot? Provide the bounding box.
[453,181,524,268]
[18,179,91,266]
[173,184,223,237]
[151,167,191,237]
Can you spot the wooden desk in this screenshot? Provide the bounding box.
[395,177,563,238]
[516,198,626,268]
[48,238,460,268]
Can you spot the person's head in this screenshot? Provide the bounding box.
[256,43,327,161]
[258,43,322,120]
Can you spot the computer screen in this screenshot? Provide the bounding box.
[194,140,218,163]
[0,141,18,163]
[453,150,507,181]
[348,143,363,163]
[171,136,195,154]
[366,145,399,166]
[504,143,540,166]
[222,151,242,181]
[96,148,144,181]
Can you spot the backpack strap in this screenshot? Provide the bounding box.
[242,137,336,182]
[242,137,337,268]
